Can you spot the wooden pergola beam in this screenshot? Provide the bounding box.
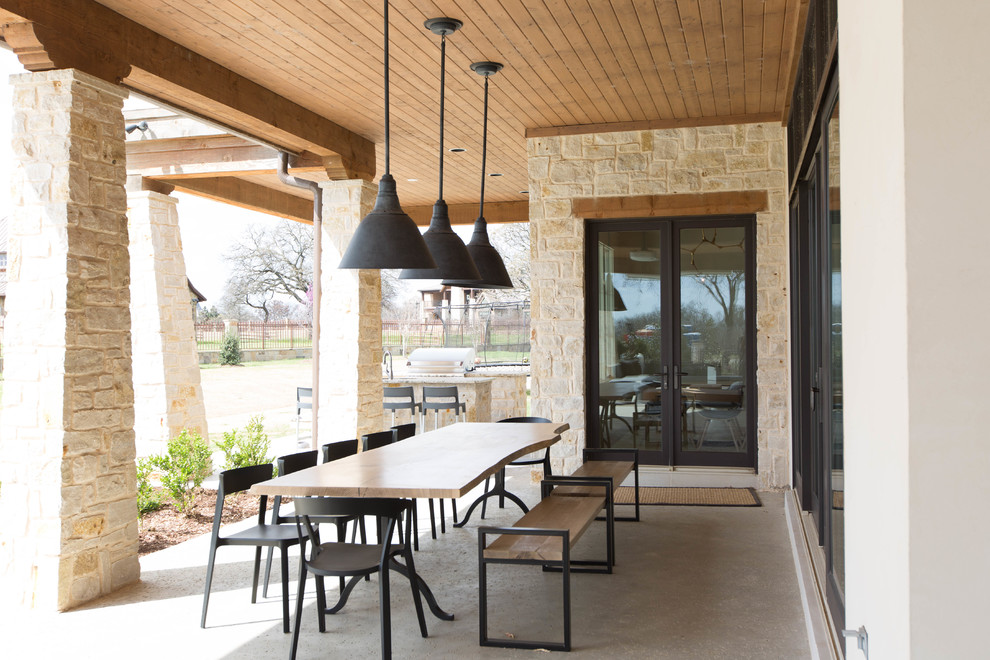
[405,200,529,227]
[0,0,375,180]
[126,135,325,178]
[154,176,313,224]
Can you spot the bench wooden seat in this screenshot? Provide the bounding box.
[482,494,606,562]
[478,477,615,652]
[554,448,641,523]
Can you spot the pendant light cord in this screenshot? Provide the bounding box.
[479,74,490,219]
[384,0,390,176]
[438,33,447,200]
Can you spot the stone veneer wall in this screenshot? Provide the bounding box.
[528,124,790,488]
[127,191,208,456]
[319,180,384,441]
[0,70,139,610]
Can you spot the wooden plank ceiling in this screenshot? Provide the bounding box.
[36,1,807,212]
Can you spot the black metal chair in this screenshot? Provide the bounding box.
[289,497,428,660]
[384,385,420,428]
[321,439,359,464]
[391,423,417,442]
[482,416,554,518]
[296,387,312,443]
[391,422,425,549]
[319,439,367,547]
[263,450,360,598]
[362,430,395,452]
[201,463,300,633]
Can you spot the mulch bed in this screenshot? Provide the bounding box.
[139,488,282,557]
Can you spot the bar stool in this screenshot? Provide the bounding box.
[421,386,466,430]
[384,386,421,428]
[420,386,466,530]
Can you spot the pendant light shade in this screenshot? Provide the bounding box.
[339,0,436,270]
[443,61,514,289]
[400,18,481,281]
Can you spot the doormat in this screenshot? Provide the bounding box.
[833,490,843,510]
[615,486,761,507]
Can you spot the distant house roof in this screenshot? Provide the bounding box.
[187,278,206,303]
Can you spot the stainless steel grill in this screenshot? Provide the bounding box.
[406,347,476,375]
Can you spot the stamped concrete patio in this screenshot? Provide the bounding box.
[8,480,810,659]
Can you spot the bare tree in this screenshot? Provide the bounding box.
[481,222,530,302]
[222,220,313,320]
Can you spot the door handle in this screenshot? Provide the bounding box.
[660,365,669,390]
[673,365,688,390]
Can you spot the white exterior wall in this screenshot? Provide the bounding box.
[841,1,990,657]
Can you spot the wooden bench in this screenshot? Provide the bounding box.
[478,476,615,652]
[554,448,641,523]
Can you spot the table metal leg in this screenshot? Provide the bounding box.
[454,468,529,528]
[389,558,455,621]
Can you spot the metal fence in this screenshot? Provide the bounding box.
[383,300,530,364]
[196,320,313,352]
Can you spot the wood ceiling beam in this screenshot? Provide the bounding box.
[525,113,780,139]
[404,201,529,227]
[0,0,375,180]
[154,176,313,224]
[572,191,770,219]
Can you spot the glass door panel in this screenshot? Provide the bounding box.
[827,99,845,600]
[595,229,667,461]
[677,226,749,460]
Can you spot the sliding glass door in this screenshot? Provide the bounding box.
[587,217,756,469]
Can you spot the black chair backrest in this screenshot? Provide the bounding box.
[217,463,274,497]
[213,464,274,535]
[297,387,313,412]
[277,450,318,476]
[498,416,552,424]
[362,430,394,452]
[322,439,359,464]
[294,497,411,555]
[391,423,416,442]
[384,385,417,410]
[422,385,460,411]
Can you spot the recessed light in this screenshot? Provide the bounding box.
[488,172,503,177]
[407,178,418,182]
[449,147,466,153]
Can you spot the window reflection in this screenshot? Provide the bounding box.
[828,100,844,594]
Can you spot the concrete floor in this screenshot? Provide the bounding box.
[7,479,810,659]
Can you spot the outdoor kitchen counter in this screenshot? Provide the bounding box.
[384,370,528,427]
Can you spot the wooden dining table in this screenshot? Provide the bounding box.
[250,421,569,621]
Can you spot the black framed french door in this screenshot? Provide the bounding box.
[586,216,757,469]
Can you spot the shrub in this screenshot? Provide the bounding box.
[148,429,214,514]
[219,332,242,365]
[216,415,275,474]
[136,456,163,517]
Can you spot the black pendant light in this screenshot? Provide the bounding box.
[442,62,513,289]
[339,0,436,270]
[399,18,481,281]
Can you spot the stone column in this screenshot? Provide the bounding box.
[127,189,208,456]
[0,69,138,611]
[318,180,384,441]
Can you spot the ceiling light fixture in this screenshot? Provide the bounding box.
[443,61,514,290]
[338,0,436,270]
[400,18,481,282]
